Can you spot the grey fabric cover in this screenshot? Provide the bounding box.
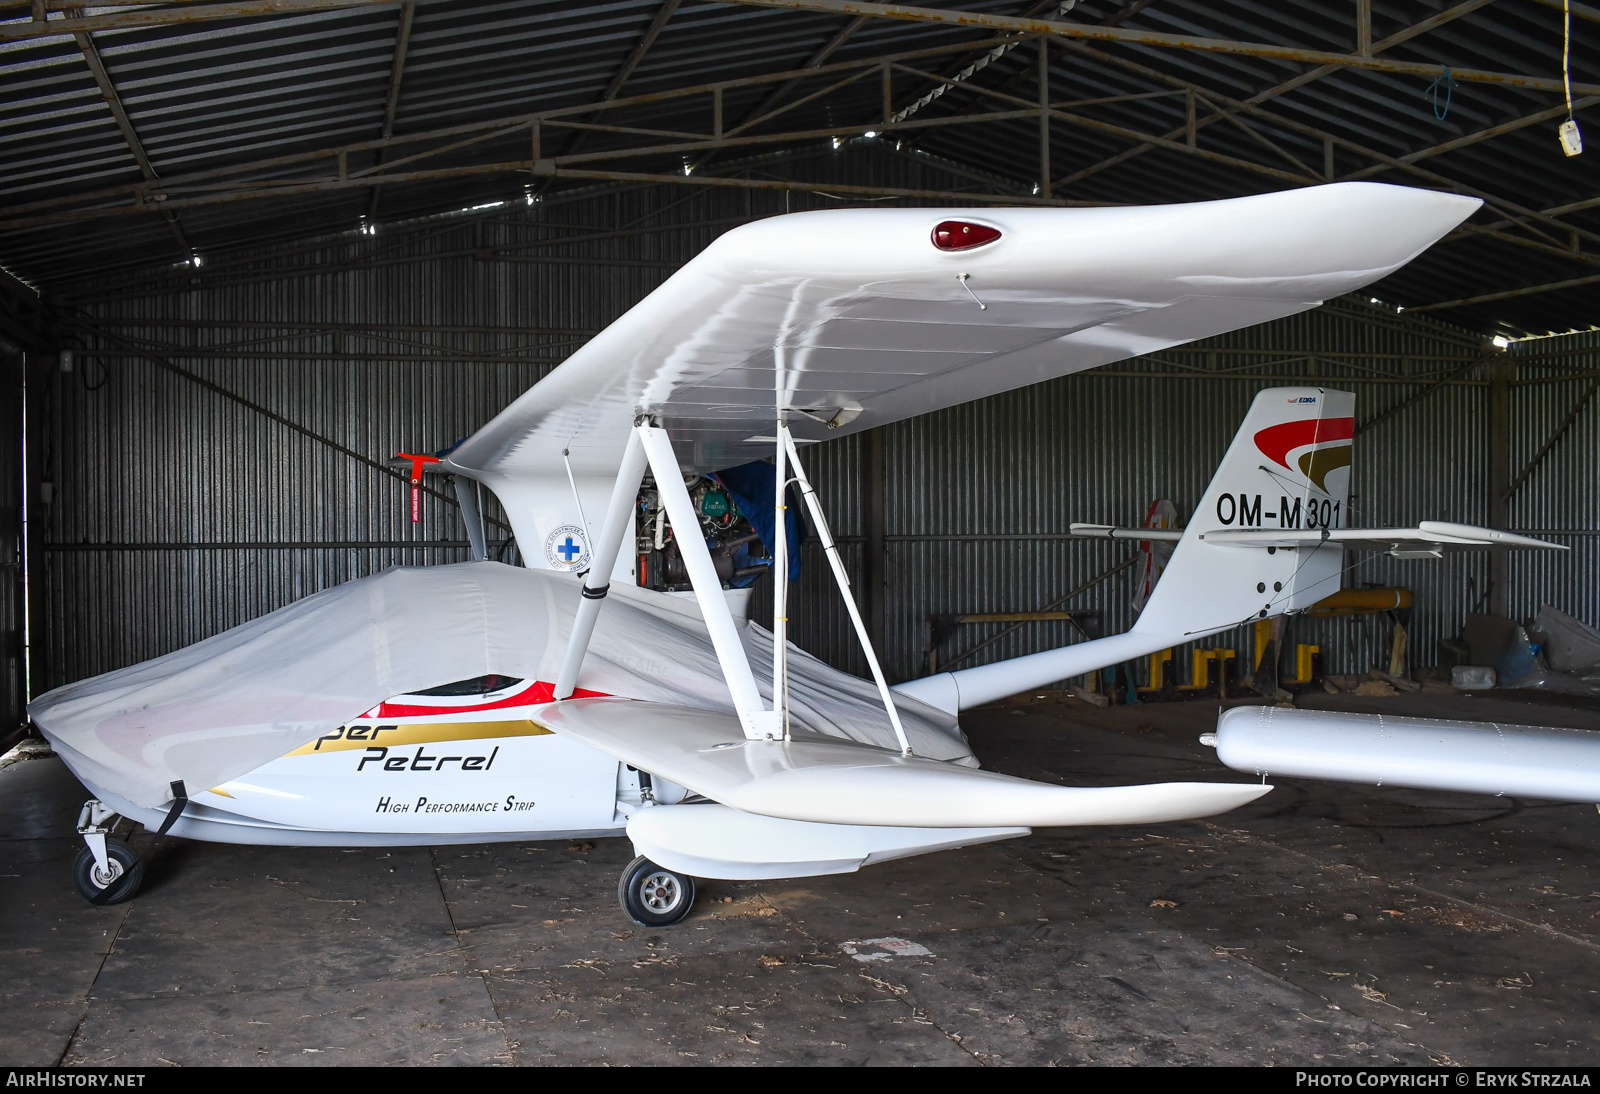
[29,562,969,810]
[1532,605,1600,677]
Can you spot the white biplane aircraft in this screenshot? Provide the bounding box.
[31,182,1562,925]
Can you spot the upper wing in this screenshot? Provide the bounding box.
[534,696,1271,828]
[1200,521,1566,558]
[444,184,1479,480]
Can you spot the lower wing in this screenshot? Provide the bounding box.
[533,697,1270,828]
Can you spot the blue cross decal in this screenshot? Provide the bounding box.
[557,536,582,562]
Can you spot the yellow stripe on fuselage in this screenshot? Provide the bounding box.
[284,719,552,757]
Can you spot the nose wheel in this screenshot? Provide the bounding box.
[73,798,146,905]
[73,838,144,905]
[617,855,696,926]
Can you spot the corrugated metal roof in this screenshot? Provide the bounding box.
[1,0,1596,335]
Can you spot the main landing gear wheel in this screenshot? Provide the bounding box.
[618,855,696,927]
[73,839,144,905]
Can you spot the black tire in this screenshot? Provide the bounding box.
[617,855,696,927]
[73,839,143,905]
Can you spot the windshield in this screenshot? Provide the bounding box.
[410,674,524,697]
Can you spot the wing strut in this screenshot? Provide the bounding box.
[451,476,489,562]
[637,423,782,740]
[781,422,912,757]
[772,410,789,737]
[553,428,649,700]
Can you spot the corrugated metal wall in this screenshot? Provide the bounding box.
[1507,330,1600,630]
[41,161,1600,695]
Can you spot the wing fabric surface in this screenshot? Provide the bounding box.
[444,184,1479,491]
[534,697,1272,828]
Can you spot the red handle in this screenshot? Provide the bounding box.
[396,452,440,523]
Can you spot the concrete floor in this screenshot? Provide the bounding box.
[5,686,1600,1067]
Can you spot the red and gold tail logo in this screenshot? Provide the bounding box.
[1254,417,1353,491]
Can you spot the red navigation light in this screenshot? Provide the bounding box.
[931,220,1001,251]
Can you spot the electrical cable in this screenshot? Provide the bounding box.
[81,354,109,393]
[1560,0,1584,155]
[1425,66,1455,120]
[1566,0,1575,122]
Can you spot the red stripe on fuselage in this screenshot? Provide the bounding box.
[372,681,609,719]
[1253,417,1354,469]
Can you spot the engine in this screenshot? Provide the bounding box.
[635,474,771,592]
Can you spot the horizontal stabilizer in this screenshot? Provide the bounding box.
[535,697,1271,828]
[1069,523,1184,542]
[1200,520,1565,557]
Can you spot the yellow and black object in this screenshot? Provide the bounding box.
[1137,646,1236,700]
[1141,648,1176,700]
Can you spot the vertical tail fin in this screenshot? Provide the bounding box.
[893,386,1355,714]
[1134,386,1354,637]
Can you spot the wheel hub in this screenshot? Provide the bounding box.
[90,860,124,888]
[640,871,682,913]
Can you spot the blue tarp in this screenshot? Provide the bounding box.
[713,461,806,582]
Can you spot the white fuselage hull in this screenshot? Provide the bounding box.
[70,698,1035,879]
[81,699,641,846]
